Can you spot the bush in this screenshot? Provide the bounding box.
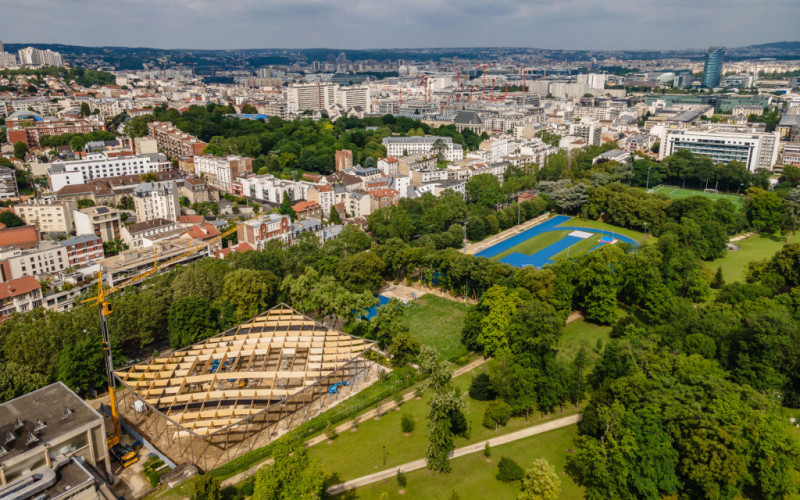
[468,372,496,401]
[483,400,512,429]
[449,409,469,437]
[325,421,338,441]
[192,475,221,500]
[396,470,407,488]
[401,414,415,433]
[484,441,491,458]
[496,457,524,483]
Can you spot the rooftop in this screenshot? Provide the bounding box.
[0,382,101,464]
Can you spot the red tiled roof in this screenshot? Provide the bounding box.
[214,242,254,258]
[315,184,334,192]
[0,276,41,300]
[369,188,400,199]
[292,200,320,212]
[178,215,205,224]
[0,226,39,248]
[184,223,221,240]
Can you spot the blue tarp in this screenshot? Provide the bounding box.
[362,294,390,320]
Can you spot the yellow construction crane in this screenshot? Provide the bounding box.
[83,222,241,448]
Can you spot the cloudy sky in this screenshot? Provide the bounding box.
[0,0,796,50]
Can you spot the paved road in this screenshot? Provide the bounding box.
[326,413,581,496]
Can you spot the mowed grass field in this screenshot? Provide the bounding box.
[650,185,743,209]
[491,229,572,261]
[337,424,583,500]
[311,364,581,483]
[558,317,612,369]
[403,294,469,361]
[710,233,800,283]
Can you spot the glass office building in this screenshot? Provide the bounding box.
[702,47,725,88]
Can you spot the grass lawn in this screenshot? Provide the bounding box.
[709,233,800,283]
[558,318,612,368]
[336,424,582,500]
[491,230,572,261]
[560,218,645,243]
[650,185,743,209]
[403,294,468,361]
[310,365,581,483]
[549,233,603,261]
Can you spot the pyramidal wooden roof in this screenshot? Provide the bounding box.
[115,305,375,435]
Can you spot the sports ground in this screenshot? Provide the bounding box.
[649,185,743,208]
[475,215,639,268]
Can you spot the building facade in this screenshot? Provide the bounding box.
[58,234,104,267]
[660,128,780,172]
[0,275,42,322]
[13,199,77,234]
[193,155,253,193]
[133,181,180,222]
[147,121,208,158]
[0,167,19,199]
[237,214,292,250]
[48,152,170,192]
[702,47,725,88]
[73,206,121,243]
[381,136,463,161]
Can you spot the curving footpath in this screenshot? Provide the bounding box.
[326,413,581,496]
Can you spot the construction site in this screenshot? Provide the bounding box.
[113,305,380,471]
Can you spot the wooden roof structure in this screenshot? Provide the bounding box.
[116,305,375,436]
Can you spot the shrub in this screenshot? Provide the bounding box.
[449,409,468,437]
[396,470,407,488]
[401,414,415,433]
[483,400,512,429]
[325,422,338,441]
[496,456,524,483]
[468,372,496,401]
[191,475,221,500]
[483,442,491,458]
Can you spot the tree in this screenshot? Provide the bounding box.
[80,102,91,118]
[168,296,216,348]
[0,361,48,403]
[482,400,512,430]
[745,187,783,233]
[253,441,326,500]
[0,210,25,228]
[466,174,506,208]
[711,267,725,289]
[337,252,385,293]
[77,198,95,209]
[278,193,295,221]
[432,138,447,162]
[389,331,421,368]
[468,372,496,401]
[103,238,128,257]
[13,141,28,160]
[191,475,221,500]
[222,269,279,322]
[478,285,522,355]
[401,414,416,433]
[241,104,258,114]
[56,337,107,398]
[497,457,525,483]
[782,165,800,186]
[329,205,342,224]
[422,347,466,473]
[518,458,561,500]
[141,172,158,182]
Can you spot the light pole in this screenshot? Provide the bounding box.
[643,221,648,241]
[645,165,652,192]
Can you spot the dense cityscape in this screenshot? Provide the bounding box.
[1,23,800,500]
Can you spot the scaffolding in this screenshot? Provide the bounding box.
[114,305,379,471]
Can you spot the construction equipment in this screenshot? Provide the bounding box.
[82,221,242,450]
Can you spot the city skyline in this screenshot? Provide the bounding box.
[1,0,797,51]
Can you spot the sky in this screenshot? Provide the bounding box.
[0,0,797,51]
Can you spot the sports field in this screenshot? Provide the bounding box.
[475,215,641,268]
[649,185,743,208]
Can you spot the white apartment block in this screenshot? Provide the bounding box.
[308,185,336,214]
[570,122,602,146]
[659,128,780,172]
[346,191,372,218]
[14,199,77,234]
[285,82,337,113]
[0,51,16,68]
[382,136,464,162]
[48,152,170,191]
[0,167,19,199]
[235,174,312,204]
[133,181,180,222]
[74,206,121,243]
[783,143,800,165]
[336,85,371,111]
[16,47,62,67]
[0,242,68,280]
[193,155,253,193]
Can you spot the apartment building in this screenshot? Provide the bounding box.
[13,199,77,234]
[346,191,372,218]
[193,155,253,193]
[256,102,289,119]
[48,152,170,191]
[284,82,337,113]
[133,181,180,222]
[0,241,69,280]
[234,174,312,204]
[237,213,292,250]
[6,118,105,149]
[0,276,42,322]
[291,200,323,220]
[783,143,800,165]
[0,166,19,199]
[72,206,119,243]
[121,218,182,248]
[335,149,354,171]
[659,128,780,172]
[307,184,336,214]
[58,234,104,266]
[570,122,602,146]
[16,47,62,67]
[336,85,371,111]
[377,157,399,176]
[147,121,207,158]
[382,136,464,161]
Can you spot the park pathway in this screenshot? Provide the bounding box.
[326,414,581,495]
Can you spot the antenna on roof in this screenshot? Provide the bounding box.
[26,432,39,446]
[34,419,47,433]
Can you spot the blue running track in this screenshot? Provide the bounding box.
[475,216,639,269]
[475,215,572,259]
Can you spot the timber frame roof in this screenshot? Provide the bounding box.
[115,305,376,436]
